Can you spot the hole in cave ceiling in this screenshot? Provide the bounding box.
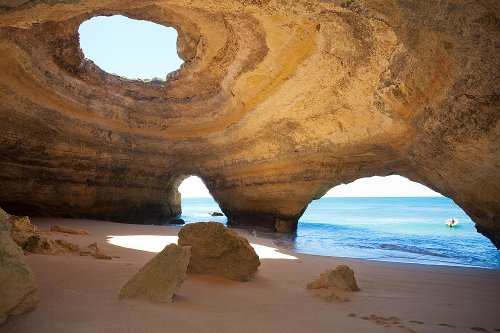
[78,15,183,81]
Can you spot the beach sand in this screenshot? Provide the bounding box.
[1,218,499,333]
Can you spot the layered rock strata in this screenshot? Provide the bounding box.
[0,1,498,246]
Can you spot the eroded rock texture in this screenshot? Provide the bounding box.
[0,208,38,324]
[307,265,360,292]
[119,243,190,303]
[0,2,498,246]
[178,222,260,281]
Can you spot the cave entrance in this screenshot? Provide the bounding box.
[78,15,183,80]
[177,176,226,225]
[275,175,499,269]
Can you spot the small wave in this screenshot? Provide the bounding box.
[379,244,448,257]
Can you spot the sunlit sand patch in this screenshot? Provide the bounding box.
[250,244,297,260]
[107,235,297,259]
[107,235,179,253]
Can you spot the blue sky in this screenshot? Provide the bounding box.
[79,15,441,198]
[79,15,183,79]
[178,176,441,198]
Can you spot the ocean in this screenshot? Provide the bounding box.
[172,197,500,269]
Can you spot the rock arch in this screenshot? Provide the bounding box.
[0,1,498,248]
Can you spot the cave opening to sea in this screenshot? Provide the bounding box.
[176,176,227,225]
[78,15,183,80]
[258,175,500,269]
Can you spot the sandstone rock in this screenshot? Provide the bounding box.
[178,222,260,281]
[119,243,190,303]
[23,235,79,255]
[79,242,112,260]
[168,218,185,225]
[210,212,224,217]
[51,224,89,235]
[6,213,80,257]
[307,265,360,292]
[275,218,298,233]
[8,215,38,248]
[0,208,38,324]
[0,2,498,248]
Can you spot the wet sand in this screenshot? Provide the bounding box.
[1,218,499,333]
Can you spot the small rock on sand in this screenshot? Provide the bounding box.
[307,265,359,302]
[168,218,185,225]
[210,212,224,216]
[119,243,191,303]
[307,265,360,292]
[79,243,112,260]
[51,224,89,235]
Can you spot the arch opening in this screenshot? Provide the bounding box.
[260,175,500,269]
[175,176,226,225]
[78,15,183,80]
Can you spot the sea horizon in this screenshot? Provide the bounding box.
[174,196,500,269]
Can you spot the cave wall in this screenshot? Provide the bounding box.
[0,1,498,246]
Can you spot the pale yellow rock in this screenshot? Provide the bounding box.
[8,215,38,248]
[0,208,38,324]
[178,222,260,281]
[119,244,191,303]
[79,242,112,260]
[51,224,89,235]
[23,235,79,255]
[0,1,498,248]
[307,265,360,292]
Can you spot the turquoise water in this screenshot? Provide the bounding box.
[174,197,500,269]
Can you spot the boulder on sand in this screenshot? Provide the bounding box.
[307,265,360,292]
[178,222,260,281]
[119,243,191,303]
[0,208,38,324]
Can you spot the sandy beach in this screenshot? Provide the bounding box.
[1,218,499,333]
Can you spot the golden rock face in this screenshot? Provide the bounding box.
[0,1,498,247]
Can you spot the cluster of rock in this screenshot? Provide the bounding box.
[0,208,38,324]
[307,265,360,302]
[119,222,261,303]
[1,207,121,325]
[8,215,79,255]
[24,236,79,255]
[7,215,113,260]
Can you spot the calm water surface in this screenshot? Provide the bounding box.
[174,197,500,269]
